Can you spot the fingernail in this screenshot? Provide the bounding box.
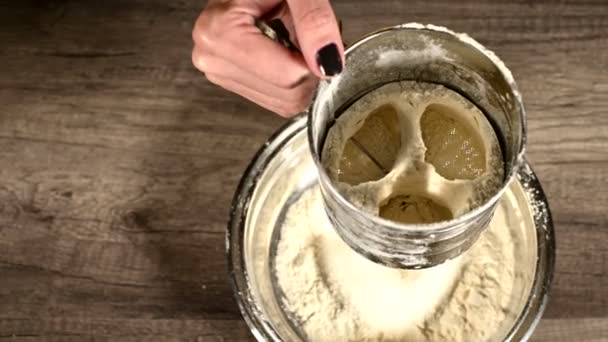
[316,43,342,77]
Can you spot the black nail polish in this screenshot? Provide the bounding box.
[316,43,342,76]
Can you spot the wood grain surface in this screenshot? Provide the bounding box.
[0,0,607,340]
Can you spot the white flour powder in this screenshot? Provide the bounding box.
[274,186,519,341]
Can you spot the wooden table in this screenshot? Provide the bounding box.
[1,1,606,340]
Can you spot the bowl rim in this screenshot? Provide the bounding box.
[226,115,308,341]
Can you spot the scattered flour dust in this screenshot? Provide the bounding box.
[274,186,518,342]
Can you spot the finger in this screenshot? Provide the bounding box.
[193,2,311,89]
[206,73,310,117]
[195,45,317,116]
[262,3,299,48]
[232,0,282,16]
[286,0,344,78]
[192,48,318,108]
[193,47,316,94]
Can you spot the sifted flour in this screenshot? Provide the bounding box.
[274,186,519,341]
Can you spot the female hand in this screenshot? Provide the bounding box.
[192,0,344,117]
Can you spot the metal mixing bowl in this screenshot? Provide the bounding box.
[227,115,554,341]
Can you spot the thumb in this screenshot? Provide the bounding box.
[286,0,344,78]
